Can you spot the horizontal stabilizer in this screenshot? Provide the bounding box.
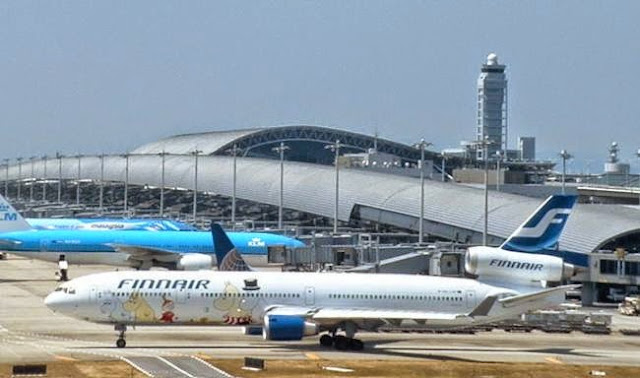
[468,295,498,317]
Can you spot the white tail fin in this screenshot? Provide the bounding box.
[0,194,31,232]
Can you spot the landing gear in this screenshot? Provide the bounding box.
[115,324,127,348]
[318,334,364,351]
[319,334,334,347]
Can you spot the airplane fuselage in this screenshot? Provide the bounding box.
[46,270,517,328]
[0,230,304,266]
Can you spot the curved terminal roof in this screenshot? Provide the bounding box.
[132,125,442,165]
[6,154,640,255]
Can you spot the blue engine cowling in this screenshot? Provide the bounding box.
[262,314,319,341]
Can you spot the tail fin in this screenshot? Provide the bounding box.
[500,195,577,253]
[0,194,31,233]
[211,221,253,271]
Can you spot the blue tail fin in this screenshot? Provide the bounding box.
[500,195,577,253]
[211,222,253,271]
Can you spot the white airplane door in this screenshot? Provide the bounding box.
[304,286,315,306]
[90,286,97,303]
[465,290,477,309]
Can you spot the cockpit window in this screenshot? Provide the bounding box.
[54,286,76,294]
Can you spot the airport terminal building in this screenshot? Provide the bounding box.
[2,125,640,304]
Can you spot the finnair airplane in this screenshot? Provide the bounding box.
[45,195,579,350]
[0,195,304,270]
[26,218,197,232]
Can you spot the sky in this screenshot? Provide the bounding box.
[1,1,639,172]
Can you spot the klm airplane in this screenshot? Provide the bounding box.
[0,195,304,270]
[26,218,198,231]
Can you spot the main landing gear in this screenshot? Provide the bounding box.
[319,333,364,351]
[115,324,127,348]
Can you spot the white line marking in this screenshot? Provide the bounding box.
[191,355,235,378]
[157,356,195,378]
[120,357,155,377]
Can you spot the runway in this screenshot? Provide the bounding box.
[2,255,640,367]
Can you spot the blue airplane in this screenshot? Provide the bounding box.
[26,218,198,231]
[0,195,304,270]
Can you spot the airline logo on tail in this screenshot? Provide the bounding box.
[211,222,253,272]
[500,195,577,253]
[0,195,31,233]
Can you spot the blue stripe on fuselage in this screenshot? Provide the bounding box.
[0,229,304,255]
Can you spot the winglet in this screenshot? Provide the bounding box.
[211,222,253,271]
[468,295,497,317]
[0,194,31,233]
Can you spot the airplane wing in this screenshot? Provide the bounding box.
[0,239,22,246]
[498,284,580,308]
[265,296,499,329]
[107,244,180,261]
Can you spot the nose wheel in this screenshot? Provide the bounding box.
[115,324,127,348]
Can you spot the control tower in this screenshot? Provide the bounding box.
[476,53,508,160]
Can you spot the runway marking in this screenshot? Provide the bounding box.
[157,356,196,378]
[545,357,564,364]
[305,352,321,360]
[120,357,154,377]
[190,355,235,378]
[55,355,78,362]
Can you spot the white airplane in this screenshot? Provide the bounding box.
[45,195,579,350]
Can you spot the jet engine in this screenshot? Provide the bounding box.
[176,253,214,271]
[465,246,575,283]
[262,314,319,341]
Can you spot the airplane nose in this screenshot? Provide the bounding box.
[44,292,75,313]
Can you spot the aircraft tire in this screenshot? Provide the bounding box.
[116,338,126,348]
[350,339,364,351]
[319,334,334,347]
[334,335,349,350]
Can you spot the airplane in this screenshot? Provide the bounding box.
[0,194,304,270]
[45,195,580,350]
[26,218,198,232]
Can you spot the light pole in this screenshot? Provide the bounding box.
[227,144,242,229]
[16,157,23,201]
[99,154,105,214]
[414,139,432,244]
[325,140,345,233]
[56,153,63,203]
[473,137,493,246]
[636,148,640,205]
[272,142,290,229]
[42,155,47,201]
[191,150,202,222]
[75,154,82,205]
[122,153,130,214]
[441,152,447,182]
[495,150,503,192]
[559,150,572,195]
[3,159,9,198]
[159,151,168,217]
[29,156,36,202]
